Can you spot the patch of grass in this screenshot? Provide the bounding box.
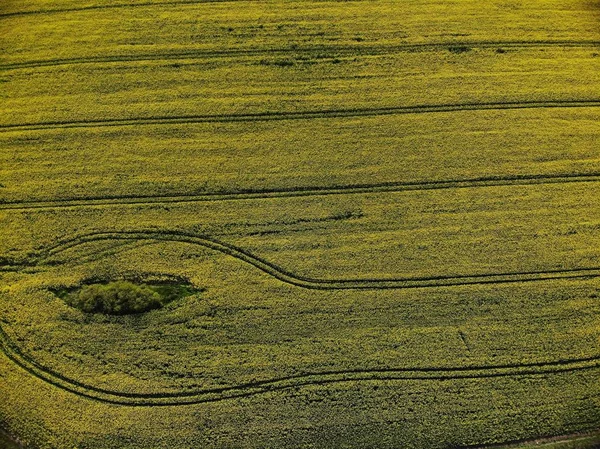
[55,280,199,315]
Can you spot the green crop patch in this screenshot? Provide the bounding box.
[53,280,200,315]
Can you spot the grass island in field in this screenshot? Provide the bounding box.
[54,280,200,315]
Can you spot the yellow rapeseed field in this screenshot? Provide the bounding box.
[1,1,599,448]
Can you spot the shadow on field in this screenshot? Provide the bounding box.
[0,427,24,449]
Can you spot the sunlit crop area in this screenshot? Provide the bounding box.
[1,1,599,448]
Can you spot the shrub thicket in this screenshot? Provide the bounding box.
[65,281,162,315]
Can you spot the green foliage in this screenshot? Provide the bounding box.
[64,281,161,315]
[60,281,196,315]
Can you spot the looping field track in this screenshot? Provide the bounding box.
[1,100,599,132]
[3,226,599,405]
[1,313,599,407]
[2,1,599,446]
[4,230,599,290]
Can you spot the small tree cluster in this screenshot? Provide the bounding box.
[66,281,162,315]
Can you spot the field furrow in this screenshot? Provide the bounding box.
[1,172,598,212]
[2,40,599,71]
[2,100,600,133]
[1,319,599,406]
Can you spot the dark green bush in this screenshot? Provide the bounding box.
[65,281,162,315]
[57,280,201,315]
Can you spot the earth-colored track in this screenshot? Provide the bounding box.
[466,430,600,449]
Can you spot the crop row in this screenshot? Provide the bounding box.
[0,0,256,18]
